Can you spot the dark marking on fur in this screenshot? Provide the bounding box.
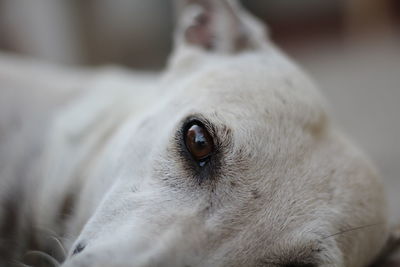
[251,189,261,199]
[72,242,86,256]
[54,191,77,244]
[130,186,139,193]
[58,192,76,223]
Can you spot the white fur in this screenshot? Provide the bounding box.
[0,1,389,266]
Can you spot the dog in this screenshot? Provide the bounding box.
[0,0,398,266]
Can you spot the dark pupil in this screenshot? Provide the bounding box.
[186,124,213,161]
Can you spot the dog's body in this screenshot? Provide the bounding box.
[0,1,394,266]
[0,63,160,264]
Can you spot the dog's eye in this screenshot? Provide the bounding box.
[184,123,214,164]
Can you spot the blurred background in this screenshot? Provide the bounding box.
[0,0,399,222]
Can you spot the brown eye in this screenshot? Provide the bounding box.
[185,123,214,163]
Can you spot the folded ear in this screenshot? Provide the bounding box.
[173,0,269,53]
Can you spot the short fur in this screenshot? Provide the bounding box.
[0,1,395,266]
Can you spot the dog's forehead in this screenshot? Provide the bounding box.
[166,51,327,147]
[170,49,324,112]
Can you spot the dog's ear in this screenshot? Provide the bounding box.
[371,225,400,267]
[173,0,268,53]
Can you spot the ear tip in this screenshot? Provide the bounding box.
[175,0,241,15]
[175,0,211,12]
[173,0,269,53]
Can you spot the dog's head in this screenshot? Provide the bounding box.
[62,1,388,266]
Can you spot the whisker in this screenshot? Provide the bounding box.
[322,223,383,240]
[49,235,67,258]
[24,250,61,267]
[31,226,66,262]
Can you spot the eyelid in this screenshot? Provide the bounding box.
[182,115,217,140]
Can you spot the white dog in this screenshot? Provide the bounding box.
[0,0,398,266]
